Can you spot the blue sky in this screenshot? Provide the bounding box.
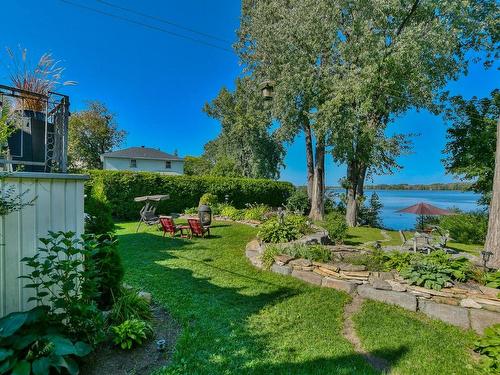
[1,0,497,186]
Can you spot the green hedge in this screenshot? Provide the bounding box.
[86,170,295,220]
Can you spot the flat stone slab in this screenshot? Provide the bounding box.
[322,277,356,294]
[271,264,292,276]
[274,254,294,266]
[334,263,367,272]
[418,300,470,329]
[358,285,417,311]
[291,269,323,285]
[470,309,500,334]
[246,239,262,253]
[387,280,407,292]
[289,258,313,268]
[372,279,392,291]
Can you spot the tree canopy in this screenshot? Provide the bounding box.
[68,101,126,170]
[444,89,500,203]
[202,78,285,179]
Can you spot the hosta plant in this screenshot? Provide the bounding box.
[475,324,500,373]
[400,262,453,291]
[0,306,91,375]
[112,319,152,350]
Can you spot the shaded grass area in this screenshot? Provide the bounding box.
[116,221,480,374]
[353,300,479,375]
[116,221,375,374]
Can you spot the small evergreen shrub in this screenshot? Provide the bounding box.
[89,233,124,309]
[323,212,348,244]
[439,211,488,244]
[112,319,152,350]
[199,192,219,207]
[359,192,383,228]
[84,194,114,234]
[258,215,310,243]
[285,188,310,214]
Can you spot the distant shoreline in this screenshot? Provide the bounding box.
[325,183,472,192]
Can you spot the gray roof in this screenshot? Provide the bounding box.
[101,147,183,161]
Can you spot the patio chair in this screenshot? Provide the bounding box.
[187,218,211,238]
[159,216,189,238]
[399,230,412,251]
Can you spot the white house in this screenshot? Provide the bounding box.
[101,146,184,175]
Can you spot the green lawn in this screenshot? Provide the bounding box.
[347,227,482,255]
[353,301,478,375]
[115,221,480,374]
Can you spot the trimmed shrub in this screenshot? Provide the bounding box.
[439,211,488,244]
[323,211,348,244]
[85,180,114,234]
[199,192,219,207]
[86,170,294,220]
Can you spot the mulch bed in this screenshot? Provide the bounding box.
[80,304,181,375]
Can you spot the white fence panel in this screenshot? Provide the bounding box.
[0,172,87,317]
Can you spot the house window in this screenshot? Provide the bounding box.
[165,161,171,169]
[130,159,137,168]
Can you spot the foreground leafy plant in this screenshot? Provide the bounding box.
[475,324,500,373]
[0,306,91,375]
[258,215,310,243]
[483,272,500,289]
[112,319,152,350]
[20,231,105,345]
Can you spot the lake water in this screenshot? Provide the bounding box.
[329,189,483,230]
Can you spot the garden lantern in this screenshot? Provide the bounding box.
[481,250,494,270]
[156,339,166,351]
[260,80,274,101]
[198,204,212,226]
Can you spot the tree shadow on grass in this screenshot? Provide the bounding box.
[117,230,408,374]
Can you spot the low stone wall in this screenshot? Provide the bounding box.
[245,236,500,334]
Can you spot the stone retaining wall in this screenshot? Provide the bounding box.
[245,235,500,334]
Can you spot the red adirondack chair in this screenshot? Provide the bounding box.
[159,216,188,238]
[187,218,211,238]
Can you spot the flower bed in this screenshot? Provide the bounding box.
[245,235,500,334]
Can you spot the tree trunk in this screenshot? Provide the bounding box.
[486,118,500,268]
[345,161,358,227]
[304,123,315,201]
[309,136,325,221]
[357,165,367,198]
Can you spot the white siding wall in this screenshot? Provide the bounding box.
[103,157,184,175]
[0,173,87,317]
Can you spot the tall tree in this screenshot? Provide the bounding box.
[238,0,340,220]
[444,90,500,204]
[486,118,500,266]
[203,78,285,179]
[320,0,498,226]
[68,101,126,170]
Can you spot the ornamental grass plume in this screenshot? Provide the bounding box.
[5,46,76,111]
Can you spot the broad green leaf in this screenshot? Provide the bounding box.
[0,348,13,361]
[12,360,31,375]
[32,357,50,375]
[0,312,28,337]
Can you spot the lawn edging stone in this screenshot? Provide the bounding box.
[244,234,500,333]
